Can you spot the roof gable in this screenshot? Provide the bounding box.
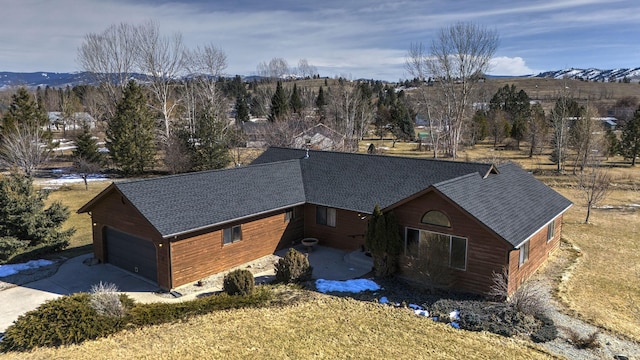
[433,162,572,247]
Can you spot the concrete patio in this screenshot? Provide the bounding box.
[275,244,373,281]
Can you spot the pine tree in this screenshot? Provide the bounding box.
[106,80,156,175]
[234,95,250,124]
[290,83,303,114]
[73,124,104,189]
[268,81,289,122]
[2,87,48,133]
[365,205,401,277]
[315,86,326,108]
[0,173,74,261]
[621,106,640,166]
[190,103,232,171]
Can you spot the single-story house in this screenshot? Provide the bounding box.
[78,147,571,295]
[292,123,348,151]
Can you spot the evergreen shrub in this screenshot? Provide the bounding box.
[223,269,255,296]
[274,248,313,283]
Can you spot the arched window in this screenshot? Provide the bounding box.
[421,210,451,227]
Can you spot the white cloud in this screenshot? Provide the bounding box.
[489,56,537,76]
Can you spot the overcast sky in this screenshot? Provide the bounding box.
[1,0,638,80]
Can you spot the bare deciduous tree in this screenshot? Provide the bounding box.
[578,159,611,224]
[406,22,499,159]
[135,20,186,141]
[256,57,290,80]
[297,58,317,78]
[77,22,138,118]
[0,124,52,177]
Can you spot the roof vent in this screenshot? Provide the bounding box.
[304,148,309,159]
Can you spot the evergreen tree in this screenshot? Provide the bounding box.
[73,124,104,189]
[621,106,640,166]
[106,80,156,175]
[0,173,74,261]
[289,83,303,114]
[470,110,489,145]
[190,102,232,171]
[234,95,250,124]
[268,81,289,122]
[365,205,402,277]
[73,124,103,164]
[2,87,49,134]
[390,101,415,145]
[604,129,619,159]
[489,85,530,149]
[315,86,327,108]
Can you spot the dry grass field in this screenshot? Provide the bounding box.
[41,181,111,258]
[0,294,557,360]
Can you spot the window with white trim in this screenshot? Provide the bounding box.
[404,228,467,270]
[519,240,530,266]
[223,225,242,244]
[546,221,555,242]
[316,206,336,227]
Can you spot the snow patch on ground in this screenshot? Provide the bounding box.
[0,259,54,278]
[315,279,380,293]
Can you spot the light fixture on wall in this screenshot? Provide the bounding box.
[358,213,367,220]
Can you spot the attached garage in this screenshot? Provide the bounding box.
[103,227,158,283]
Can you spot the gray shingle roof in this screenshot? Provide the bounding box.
[253,147,494,213]
[92,147,570,245]
[434,162,573,247]
[114,160,305,238]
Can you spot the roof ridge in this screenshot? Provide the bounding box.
[268,146,492,167]
[433,171,481,187]
[118,159,302,186]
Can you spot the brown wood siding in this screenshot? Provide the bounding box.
[170,206,304,287]
[89,189,170,289]
[303,205,368,251]
[507,214,563,295]
[392,190,512,295]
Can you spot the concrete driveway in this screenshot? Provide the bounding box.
[0,254,160,332]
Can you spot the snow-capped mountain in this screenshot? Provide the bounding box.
[533,68,640,82]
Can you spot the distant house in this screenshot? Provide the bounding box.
[292,123,347,151]
[565,116,618,131]
[78,148,571,295]
[47,112,96,131]
[241,120,269,148]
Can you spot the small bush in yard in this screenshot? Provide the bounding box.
[566,328,600,349]
[90,282,127,317]
[223,269,255,295]
[0,293,128,352]
[275,248,313,284]
[530,313,558,343]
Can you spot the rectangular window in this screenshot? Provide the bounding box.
[450,236,467,270]
[405,228,420,257]
[316,206,336,227]
[327,208,336,227]
[546,221,555,242]
[519,240,530,266]
[223,225,242,244]
[404,228,467,271]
